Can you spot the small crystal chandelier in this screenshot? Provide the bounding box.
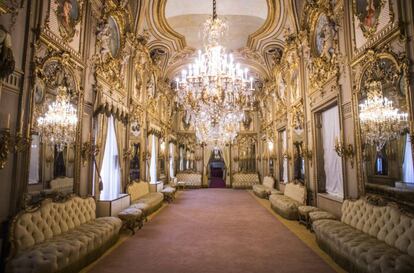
[359,81,408,151]
[37,85,78,151]
[175,0,255,144]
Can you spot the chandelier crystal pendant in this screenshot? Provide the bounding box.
[37,85,78,151]
[359,81,408,151]
[175,0,255,144]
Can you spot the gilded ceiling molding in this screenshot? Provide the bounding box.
[246,0,282,51]
[146,0,186,51]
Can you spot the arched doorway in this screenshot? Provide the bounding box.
[208,148,226,188]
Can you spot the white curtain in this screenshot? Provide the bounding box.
[100,116,121,200]
[28,135,40,184]
[403,134,414,183]
[282,130,288,182]
[169,143,175,178]
[179,146,184,171]
[147,134,153,181]
[321,106,343,197]
[150,135,158,183]
[223,147,230,185]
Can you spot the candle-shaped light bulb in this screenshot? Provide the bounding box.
[250,77,253,89]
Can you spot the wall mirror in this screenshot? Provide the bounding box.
[238,139,256,172]
[355,53,413,206]
[28,57,81,202]
[129,143,140,181]
[293,141,305,181]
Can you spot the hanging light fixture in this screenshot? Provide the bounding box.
[359,80,408,151]
[37,85,78,151]
[174,0,255,144]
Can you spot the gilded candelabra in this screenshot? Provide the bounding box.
[334,138,354,168]
[81,142,100,167]
[0,128,29,169]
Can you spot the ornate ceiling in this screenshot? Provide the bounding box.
[140,0,297,81]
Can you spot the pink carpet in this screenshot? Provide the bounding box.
[209,177,226,188]
[88,189,335,273]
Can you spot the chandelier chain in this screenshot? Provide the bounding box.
[213,0,217,20]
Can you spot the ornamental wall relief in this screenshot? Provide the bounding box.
[302,1,340,94]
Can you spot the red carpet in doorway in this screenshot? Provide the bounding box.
[88,189,335,273]
[209,177,226,188]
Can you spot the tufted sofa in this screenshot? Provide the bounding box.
[49,177,74,194]
[127,181,164,216]
[269,182,306,220]
[232,172,260,189]
[176,172,202,188]
[313,199,414,273]
[253,176,280,198]
[6,196,122,273]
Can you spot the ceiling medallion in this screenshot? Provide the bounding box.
[174,0,255,145]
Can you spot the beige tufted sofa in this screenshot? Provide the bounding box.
[269,182,306,220]
[176,172,202,188]
[6,196,122,273]
[232,172,260,189]
[313,199,414,273]
[253,176,280,198]
[127,181,164,216]
[49,177,74,194]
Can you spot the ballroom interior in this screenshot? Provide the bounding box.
[1,0,414,272]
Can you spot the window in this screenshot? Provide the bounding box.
[100,116,121,200]
[28,134,40,184]
[374,146,388,175]
[150,135,157,183]
[169,142,175,178]
[279,130,288,182]
[403,134,414,183]
[321,105,343,198]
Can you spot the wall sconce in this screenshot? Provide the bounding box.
[81,142,100,167]
[143,151,151,161]
[335,137,354,168]
[0,114,29,169]
[123,147,132,160]
[302,146,313,166]
[160,140,166,154]
[267,141,274,152]
[282,150,291,160]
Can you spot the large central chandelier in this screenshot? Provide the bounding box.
[37,85,78,151]
[359,81,408,151]
[175,0,255,144]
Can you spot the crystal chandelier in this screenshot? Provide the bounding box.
[175,0,255,144]
[37,85,78,151]
[359,81,408,151]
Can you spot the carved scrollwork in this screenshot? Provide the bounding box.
[93,0,131,93]
[301,0,340,94]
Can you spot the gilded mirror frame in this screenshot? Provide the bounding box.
[352,49,410,196]
[27,49,84,198]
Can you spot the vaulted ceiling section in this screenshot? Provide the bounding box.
[139,0,295,81]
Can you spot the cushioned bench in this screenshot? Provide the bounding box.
[313,198,414,273]
[253,176,280,198]
[269,182,306,220]
[6,196,122,273]
[232,173,260,189]
[176,172,202,188]
[127,181,164,218]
